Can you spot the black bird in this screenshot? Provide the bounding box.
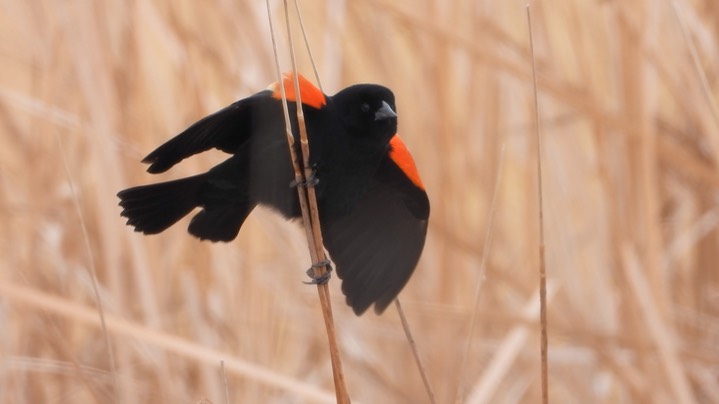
[118,74,429,315]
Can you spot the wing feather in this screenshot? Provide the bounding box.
[142,92,274,173]
[323,155,429,315]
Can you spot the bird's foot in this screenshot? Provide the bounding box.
[303,259,333,285]
[289,166,319,188]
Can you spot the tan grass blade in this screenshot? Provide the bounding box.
[621,247,695,404]
[464,283,557,404]
[0,281,337,403]
[526,5,549,404]
[395,299,437,403]
[56,134,119,403]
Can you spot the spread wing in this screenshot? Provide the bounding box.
[322,154,429,315]
[142,92,276,174]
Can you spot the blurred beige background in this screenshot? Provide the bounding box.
[1,0,718,403]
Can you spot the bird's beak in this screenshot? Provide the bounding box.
[374,101,397,121]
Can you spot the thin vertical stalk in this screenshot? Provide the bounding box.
[394,299,436,404]
[266,1,350,402]
[526,5,549,404]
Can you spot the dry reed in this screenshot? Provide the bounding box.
[1,0,719,403]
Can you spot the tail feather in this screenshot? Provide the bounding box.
[186,156,256,241]
[188,200,254,241]
[118,156,256,241]
[118,175,205,234]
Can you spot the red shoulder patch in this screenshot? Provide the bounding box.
[389,135,425,190]
[269,73,326,109]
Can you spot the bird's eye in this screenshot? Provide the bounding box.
[360,103,370,113]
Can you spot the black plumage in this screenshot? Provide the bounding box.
[118,75,429,315]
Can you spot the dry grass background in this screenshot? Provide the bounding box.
[1,0,719,403]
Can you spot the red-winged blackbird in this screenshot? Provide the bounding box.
[118,74,429,315]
